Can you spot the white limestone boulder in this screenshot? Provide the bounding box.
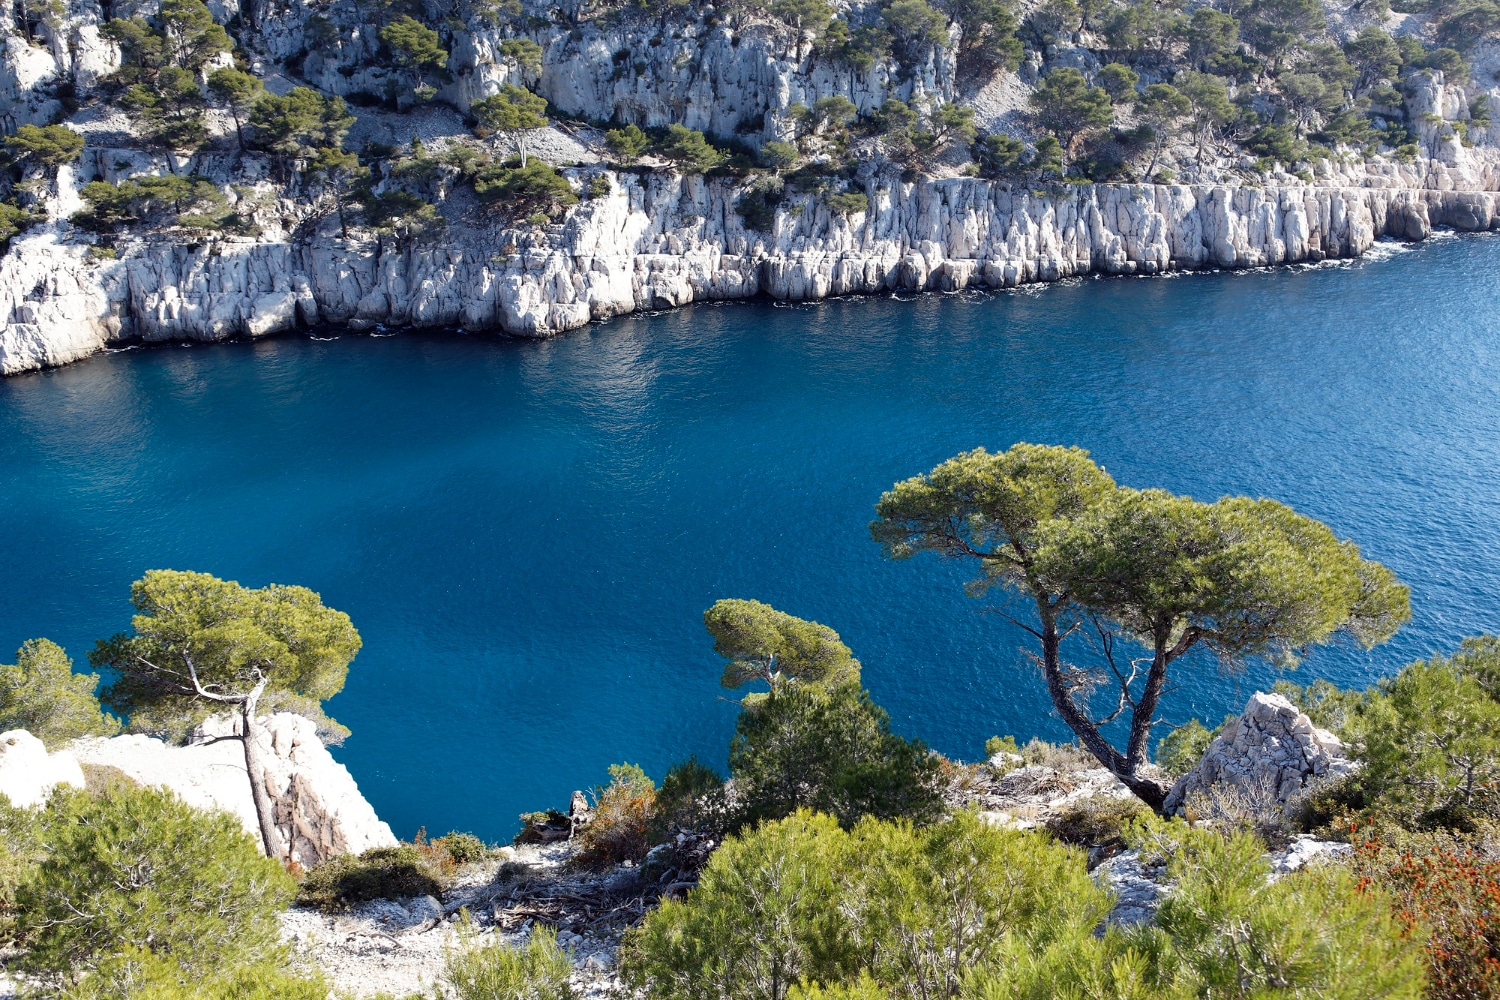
[70,712,396,865]
[0,729,85,807]
[1163,692,1355,816]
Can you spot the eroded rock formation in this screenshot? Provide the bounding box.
[69,712,396,865]
[1163,691,1356,816]
[5,165,1496,376]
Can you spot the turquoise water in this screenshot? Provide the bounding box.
[3,235,1499,840]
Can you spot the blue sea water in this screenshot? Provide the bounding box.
[3,234,1499,840]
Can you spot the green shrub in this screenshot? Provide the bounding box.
[659,124,725,173]
[654,756,728,834]
[759,139,801,170]
[0,200,36,251]
[432,831,490,866]
[474,159,578,219]
[604,124,650,163]
[1044,793,1151,848]
[443,919,575,1000]
[1362,640,1500,829]
[58,950,328,1000]
[0,797,43,948]
[1154,718,1215,778]
[984,734,1020,759]
[3,124,84,169]
[1280,637,1500,832]
[296,844,446,911]
[1150,821,1424,999]
[623,809,1111,1000]
[975,819,1424,999]
[729,680,942,828]
[825,190,868,216]
[0,639,120,748]
[17,786,295,987]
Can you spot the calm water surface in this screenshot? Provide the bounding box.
[4,235,1499,839]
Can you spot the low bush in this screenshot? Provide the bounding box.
[824,190,868,216]
[1279,636,1500,832]
[58,950,328,1000]
[474,159,578,219]
[296,843,446,911]
[1044,793,1150,850]
[17,786,295,989]
[1350,823,1500,999]
[443,919,575,1000]
[0,798,43,948]
[622,809,1112,1000]
[578,763,657,867]
[983,734,1020,759]
[729,680,943,829]
[979,818,1423,999]
[654,756,728,834]
[1154,718,1215,777]
[433,830,490,865]
[1179,773,1296,848]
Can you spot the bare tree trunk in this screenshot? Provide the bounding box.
[1035,596,1172,811]
[239,681,287,862]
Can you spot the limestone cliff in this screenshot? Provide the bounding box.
[3,158,1497,376]
[2,0,1498,375]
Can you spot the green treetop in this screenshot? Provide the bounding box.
[158,0,231,72]
[2,125,84,170]
[871,443,1409,808]
[1029,67,1113,155]
[207,68,264,150]
[90,570,362,859]
[470,85,549,167]
[938,0,1024,72]
[380,15,449,97]
[0,639,119,748]
[705,598,862,696]
[659,124,725,173]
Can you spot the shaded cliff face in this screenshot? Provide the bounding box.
[4,167,1497,376]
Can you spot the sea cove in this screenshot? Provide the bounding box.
[4,234,1499,840]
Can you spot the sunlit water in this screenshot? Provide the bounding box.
[4,234,1499,840]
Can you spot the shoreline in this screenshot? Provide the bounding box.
[3,208,1493,379]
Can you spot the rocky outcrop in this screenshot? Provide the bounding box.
[5,165,1498,376]
[69,712,396,865]
[1163,692,1356,817]
[0,729,85,807]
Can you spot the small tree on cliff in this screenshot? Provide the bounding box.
[704,598,862,703]
[470,85,549,168]
[90,570,362,859]
[870,443,1409,809]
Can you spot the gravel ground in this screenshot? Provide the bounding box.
[283,841,634,998]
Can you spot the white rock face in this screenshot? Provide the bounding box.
[5,168,1497,377]
[69,712,396,865]
[1163,692,1356,816]
[0,729,85,807]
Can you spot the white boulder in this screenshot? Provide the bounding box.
[1163,692,1355,816]
[70,712,396,865]
[0,729,85,807]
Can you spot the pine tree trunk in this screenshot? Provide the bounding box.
[239,686,287,861]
